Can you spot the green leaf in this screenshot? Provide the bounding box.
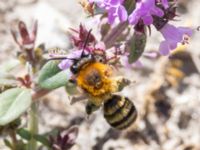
[0,73,13,79]
[0,59,20,73]
[0,88,32,126]
[15,140,26,150]
[128,31,147,63]
[0,78,17,93]
[38,60,71,90]
[33,134,51,147]
[43,128,60,137]
[4,139,13,149]
[17,128,31,140]
[124,0,136,14]
[0,79,17,86]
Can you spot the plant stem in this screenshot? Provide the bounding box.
[9,130,17,150]
[32,88,50,101]
[27,102,38,150]
[103,22,128,48]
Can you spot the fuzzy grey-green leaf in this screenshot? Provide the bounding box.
[128,31,147,63]
[0,59,20,73]
[0,79,17,86]
[38,60,71,90]
[0,88,31,126]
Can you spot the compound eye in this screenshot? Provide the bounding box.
[95,56,105,63]
[70,65,78,74]
[99,58,104,62]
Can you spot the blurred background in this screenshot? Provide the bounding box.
[0,0,200,149]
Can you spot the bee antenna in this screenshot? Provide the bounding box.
[81,29,92,57]
[48,57,78,61]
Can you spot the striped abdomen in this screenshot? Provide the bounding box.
[103,95,137,130]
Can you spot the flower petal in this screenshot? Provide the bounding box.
[129,0,164,25]
[161,0,169,9]
[58,50,83,70]
[151,7,164,17]
[108,8,117,24]
[91,0,128,24]
[117,5,128,22]
[110,0,123,5]
[128,12,140,25]
[159,41,170,56]
[160,24,182,42]
[58,59,73,70]
[133,60,143,68]
[178,27,193,36]
[142,15,153,25]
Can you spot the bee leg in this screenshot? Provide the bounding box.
[85,101,100,116]
[69,95,87,105]
[117,78,131,91]
[69,78,77,84]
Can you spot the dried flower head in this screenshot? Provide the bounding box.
[11,21,37,51]
[49,126,79,150]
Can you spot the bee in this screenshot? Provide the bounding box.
[145,50,197,121]
[69,50,138,129]
[164,55,185,87]
[51,30,137,130]
[164,50,197,87]
[78,0,94,16]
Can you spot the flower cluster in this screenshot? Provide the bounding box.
[89,0,193,55]
[89,0,168,25]
[11,21,44,70]
[89,0,128,24]
[56,0,193,73]
[11,21,37,50]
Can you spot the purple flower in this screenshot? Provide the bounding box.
[58,50,83,70]
[159,23,193,55]
[129,0,164,25]
[89,0,128,24]
[119,54,143,69]
[160,0,169,8]
[57,43,105,71]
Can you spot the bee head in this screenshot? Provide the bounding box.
[70,53,93,74]
[92,49,106,63]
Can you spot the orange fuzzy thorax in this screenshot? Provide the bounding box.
[76,62,117,105]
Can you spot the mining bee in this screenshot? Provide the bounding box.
[159,50,197,88]
[78,0,94,16]
[144,50,198,122]
[71,51,138,130]
[50,30,137,130]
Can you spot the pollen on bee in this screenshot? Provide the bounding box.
[76,62,117,105]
